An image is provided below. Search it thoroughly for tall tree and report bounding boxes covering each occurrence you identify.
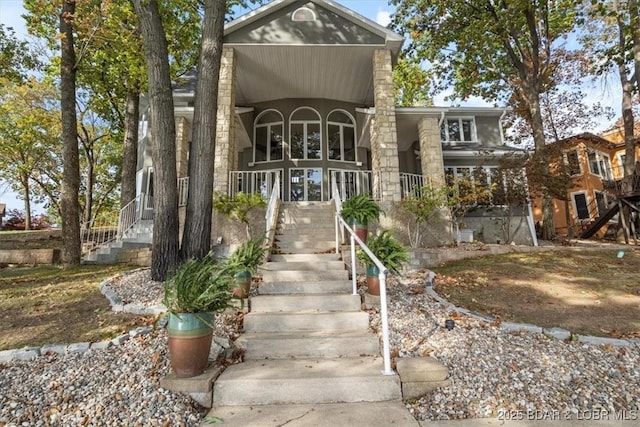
[583,1,637,175]
[391,0,581,240]
[133,0,180,281]
[59,0,82,266]
[180,0,226,261]
[0,79,60,229]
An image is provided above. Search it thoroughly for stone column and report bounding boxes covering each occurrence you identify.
[175,116,189,178]
[418,116,445,187]
[213,47,236,194]
[370,49,401,202]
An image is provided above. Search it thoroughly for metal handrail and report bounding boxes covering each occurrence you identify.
[265,174,281,244]
[332,183,393,376]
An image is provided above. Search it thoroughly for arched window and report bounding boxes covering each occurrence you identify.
[327,110,356,162]
[254,110,284,163]
[292,7,316,22]
[290,107,321,160]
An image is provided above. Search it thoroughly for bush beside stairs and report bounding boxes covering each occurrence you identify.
[203,201,420,426]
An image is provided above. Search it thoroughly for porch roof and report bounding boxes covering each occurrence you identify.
[223,0,403,106]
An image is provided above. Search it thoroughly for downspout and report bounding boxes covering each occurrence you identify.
[438,110,446,127]
[498,109,507,145]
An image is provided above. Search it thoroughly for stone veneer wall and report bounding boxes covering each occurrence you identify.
[371,49,401,202]
[213,47,237,194]
[418,117,445,187]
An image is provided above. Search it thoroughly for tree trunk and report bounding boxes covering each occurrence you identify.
[84,159,94,229]
[121,90,139,209]
[133,0,179,281]
[22,172,31,231]
[522,79,556,240]
[180,0,225,261]
[621,8,639,175]
[60,0,81,266]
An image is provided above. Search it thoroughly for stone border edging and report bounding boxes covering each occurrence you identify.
[423,275,640,349]
[98,269,167,315]
[0,269,165,365]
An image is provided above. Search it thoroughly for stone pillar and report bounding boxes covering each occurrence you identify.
[370,49,401,202]
[418,116,445,187]
[213,47,236,194]
[175,117,189,178]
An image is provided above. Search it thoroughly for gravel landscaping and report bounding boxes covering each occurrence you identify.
[1,267,639,425]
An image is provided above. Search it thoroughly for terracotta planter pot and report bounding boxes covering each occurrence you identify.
[366,265,380,296]
[352,220,368,246]
[232,270,252,298]
[167,312,213,378]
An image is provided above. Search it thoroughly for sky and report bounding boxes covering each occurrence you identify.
[0,0,624,213]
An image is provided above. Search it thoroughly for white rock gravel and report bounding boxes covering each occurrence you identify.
[1,267,639,426]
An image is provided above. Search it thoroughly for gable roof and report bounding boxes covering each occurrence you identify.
[223,0,404,105]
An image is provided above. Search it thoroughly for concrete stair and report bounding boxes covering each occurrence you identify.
[207,201,404,419]
[82,220,152,264]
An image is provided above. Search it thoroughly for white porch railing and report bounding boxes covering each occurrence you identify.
[329,169,380,201]
[229,169,284,200]
[178,177,189,207]
[400,173,431,199]
[332,184,393,376]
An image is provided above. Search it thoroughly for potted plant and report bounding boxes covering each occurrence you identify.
[226,239,266,298]
[356,230,409,296]
[340,193,381,244]
[163,254,235,378]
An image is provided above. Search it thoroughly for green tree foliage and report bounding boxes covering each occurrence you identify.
[0,23,41,83]
[391,0,582,240]
[0,79,60,230]
[393,57,432,106]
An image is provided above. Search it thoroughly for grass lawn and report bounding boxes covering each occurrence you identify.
[0,264,153,351]
[431,248,640,338]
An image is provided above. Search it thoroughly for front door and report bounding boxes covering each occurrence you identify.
[290,168,323,202]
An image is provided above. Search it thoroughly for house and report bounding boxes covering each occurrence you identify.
[131,0,536,250]
[531,130,640,240]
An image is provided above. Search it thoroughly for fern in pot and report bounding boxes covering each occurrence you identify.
[356,230,409,296]
[340,193,381,244]
[163,254,235,378]
[226,239,266,298]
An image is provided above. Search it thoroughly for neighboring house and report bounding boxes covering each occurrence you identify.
[132,0,535,247]
[531,131,640,240]
[0,203,5,228]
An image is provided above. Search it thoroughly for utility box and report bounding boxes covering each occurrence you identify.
[459,229,474,243]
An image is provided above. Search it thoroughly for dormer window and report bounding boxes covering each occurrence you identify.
[292,7,316,22]
[440,117,476,142]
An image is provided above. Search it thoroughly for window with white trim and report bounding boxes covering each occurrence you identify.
[587,148,612,179]
[290,107,321,160]
[563,148,582,176]
[440,117,476,142]
[254,110,284,163]
[327,110,356,162]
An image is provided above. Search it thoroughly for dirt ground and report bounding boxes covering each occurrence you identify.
[431,247,640,338]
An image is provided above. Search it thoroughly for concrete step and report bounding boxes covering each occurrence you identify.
[261,269,348,282]
[205,402,420,427]
[243,311,369,333]
[273,240,335,249]
[276,224,336,232]
[274,233,337,243]
[212,357,401,406]
[260,261,345,271]
[269,253,341,262]
[277,216,333,225]
[259,280,353,294]
[250,294,361,312]
[237,331,379,359]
